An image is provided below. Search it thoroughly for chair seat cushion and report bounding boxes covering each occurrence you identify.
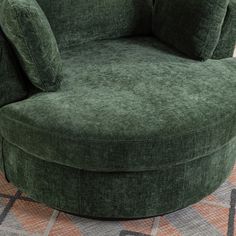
[0,37,236,172]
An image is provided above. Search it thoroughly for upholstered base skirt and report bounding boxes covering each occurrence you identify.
[1,138,236,219]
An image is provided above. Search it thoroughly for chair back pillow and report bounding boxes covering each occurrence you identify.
[0,0,62,91]
[152,0,229,60]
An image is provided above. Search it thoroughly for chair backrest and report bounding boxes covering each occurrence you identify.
[36,0,153,50]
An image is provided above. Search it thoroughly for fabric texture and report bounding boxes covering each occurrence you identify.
[36,0,153,49]
[0,30,28,108]
[0,0,236,219]
[0,0,63,91]
[0,168,236,235]
[2,136,236,218]
[212,0,236,59]
[0,38,236,172]
[152,0,229,60]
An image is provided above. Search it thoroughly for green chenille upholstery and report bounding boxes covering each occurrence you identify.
[1,38,236,172]
[212,0,236,59]
[2,138,236,219]
[36,0,153,49]
[0,0,236,219]
[0,0,63,91]
[152,0,229,60]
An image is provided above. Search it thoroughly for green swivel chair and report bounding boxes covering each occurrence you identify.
[0,0,236,219]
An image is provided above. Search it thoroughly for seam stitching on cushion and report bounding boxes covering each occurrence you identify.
[3,135,236,172]
[0,111,235,142]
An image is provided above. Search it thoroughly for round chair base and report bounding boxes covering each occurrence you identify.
[2,138,236,219]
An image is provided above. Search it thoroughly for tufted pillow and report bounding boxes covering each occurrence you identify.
[152,0,229,60]
[0,0,62,91]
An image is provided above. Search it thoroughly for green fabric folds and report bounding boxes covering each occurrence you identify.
[152,0,229,60]
[0,0,63,91]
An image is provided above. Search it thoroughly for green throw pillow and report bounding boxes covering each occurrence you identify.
[0,0,62,91]
[152,0,229,60]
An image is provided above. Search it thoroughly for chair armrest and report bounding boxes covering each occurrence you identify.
[0,30,28,107]
[212,0,236,59]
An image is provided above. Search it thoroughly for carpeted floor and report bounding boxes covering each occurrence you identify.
[0,165,235,236]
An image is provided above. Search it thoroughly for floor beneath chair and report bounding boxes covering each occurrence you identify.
[0,166,235,236]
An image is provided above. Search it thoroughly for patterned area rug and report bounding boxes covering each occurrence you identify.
[0,165,235,236]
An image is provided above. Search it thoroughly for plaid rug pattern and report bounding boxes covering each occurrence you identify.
[0,165,235,236]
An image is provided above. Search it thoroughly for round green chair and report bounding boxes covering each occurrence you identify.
[0,0,236,219]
